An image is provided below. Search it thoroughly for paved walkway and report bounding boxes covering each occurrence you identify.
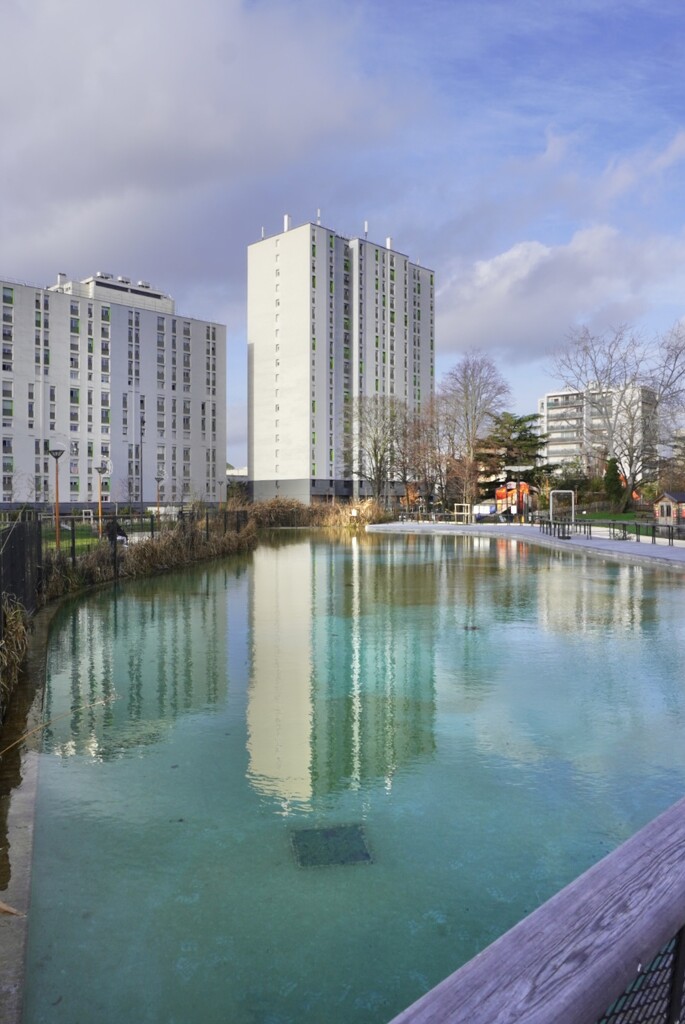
[367,521,685,571]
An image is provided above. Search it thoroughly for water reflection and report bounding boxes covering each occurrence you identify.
[41,567,243,760]
[12,533,685,1024]
[246,535,437,803]
[34,533,662,787]
[244,531,668,804]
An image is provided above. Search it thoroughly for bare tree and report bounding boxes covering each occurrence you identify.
[392,402,420,507]
[654,324,685,408]
[352,395,402,503]
[431,393,455,508]
[438,352,511,505]
[552,325,685,509]
[410,400,438,507]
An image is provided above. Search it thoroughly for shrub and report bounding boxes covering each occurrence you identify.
[38,519,258,603]
[243,497,393,530]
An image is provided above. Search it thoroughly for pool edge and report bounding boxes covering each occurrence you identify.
[0,602,61,1024]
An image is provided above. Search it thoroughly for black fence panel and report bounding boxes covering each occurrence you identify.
[0,520,42,615]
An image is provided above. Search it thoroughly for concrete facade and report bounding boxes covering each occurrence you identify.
[538,385,658,476]
[1,273,226,507]
[247,218,434,503]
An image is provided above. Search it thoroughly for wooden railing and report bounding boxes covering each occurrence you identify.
[388,795,685,1024]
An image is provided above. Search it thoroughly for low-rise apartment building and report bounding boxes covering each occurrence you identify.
[538,385,657,477]
[1,273,226,507]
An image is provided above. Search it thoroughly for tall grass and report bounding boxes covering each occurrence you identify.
[0,598,29,721]
[243,497,393,528]
[39,519,258,602]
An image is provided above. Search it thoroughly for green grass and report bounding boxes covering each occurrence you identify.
[42,526,103,554]
[42,517,157,553]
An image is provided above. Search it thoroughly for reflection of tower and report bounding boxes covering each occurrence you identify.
[246,535,436,804]
[247,542,314,801]
[321,535,436,793]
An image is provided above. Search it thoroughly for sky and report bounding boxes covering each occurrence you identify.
[3,0,685,467]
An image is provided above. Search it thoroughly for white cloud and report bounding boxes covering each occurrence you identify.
[0,0,412,285]
[5,0,685,459]
[2,0,382,196]
[436,225,685,367]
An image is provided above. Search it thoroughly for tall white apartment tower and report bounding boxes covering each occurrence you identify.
[1,273,226,507]
[248,217,435,502]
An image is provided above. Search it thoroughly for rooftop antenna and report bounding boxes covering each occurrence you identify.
[364,220,369,239]
[261,226,265,239]
[316,208,321,225]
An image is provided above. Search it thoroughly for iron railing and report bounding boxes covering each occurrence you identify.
[0,508,249,650]
[37,507,250,566]
[0,520,42,616]
[538,518,685,546]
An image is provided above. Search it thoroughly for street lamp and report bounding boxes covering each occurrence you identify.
[48,444,65,549]
[155,473,164,524]
[96,460,111,537]
[217,478,225,511]
[139,397,146,515]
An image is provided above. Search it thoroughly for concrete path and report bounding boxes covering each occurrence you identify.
[367,521,685,572]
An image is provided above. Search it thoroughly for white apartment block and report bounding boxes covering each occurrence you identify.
[247,217,434,503]
[1,273,226,507]
[538,385,657,475]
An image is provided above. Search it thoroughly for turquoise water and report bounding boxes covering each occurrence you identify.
[22,532,685,1023]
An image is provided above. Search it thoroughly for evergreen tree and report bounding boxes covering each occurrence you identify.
[604,457,625,511]
[476,412,547,517]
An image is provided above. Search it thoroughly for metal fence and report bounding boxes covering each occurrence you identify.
[0,520,42,615]
[0,507,250,651]
[38,507,250,565]
[0,520,42,686]
[538,518,685,546]
[597,932,685,1024]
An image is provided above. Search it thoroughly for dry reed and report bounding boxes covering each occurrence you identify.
[0,596,29,720]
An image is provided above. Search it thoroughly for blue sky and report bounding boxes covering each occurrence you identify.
[3,0,685,465]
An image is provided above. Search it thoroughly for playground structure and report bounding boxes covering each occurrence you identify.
[549,488,576,523]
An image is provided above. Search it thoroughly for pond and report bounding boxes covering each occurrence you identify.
[20,532,685,1023]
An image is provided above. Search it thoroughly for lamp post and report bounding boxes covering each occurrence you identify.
[96,458,111,536]
[49,444,65,549]
[217,479,224,511]
[155,473,164,525]
[139,398,146,515]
